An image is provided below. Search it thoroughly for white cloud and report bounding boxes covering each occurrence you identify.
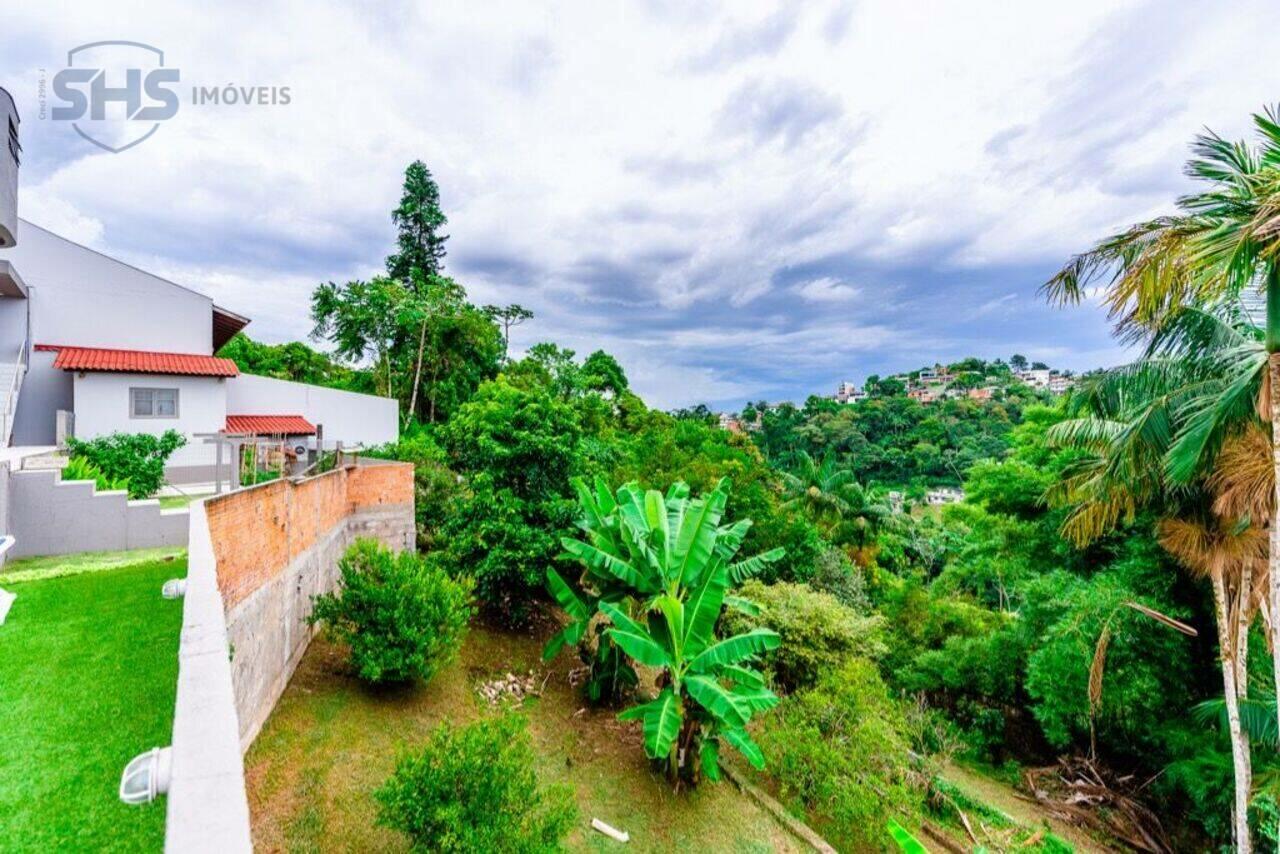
[795,276,859,302]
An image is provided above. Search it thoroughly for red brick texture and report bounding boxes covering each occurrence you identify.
[206,463,414,609]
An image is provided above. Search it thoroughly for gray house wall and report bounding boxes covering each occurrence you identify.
[0,294,24,360]
[0,88,17,249]
[12,349,69,445]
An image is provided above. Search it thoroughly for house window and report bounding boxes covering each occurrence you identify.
[130,387,179,418]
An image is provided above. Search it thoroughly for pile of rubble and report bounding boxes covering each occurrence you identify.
[476,670,544,705]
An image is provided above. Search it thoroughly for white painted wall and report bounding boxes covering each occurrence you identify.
[73,372,227,468]
[4,221,213,354]
[2,220,219,444]
[226,374,398,447]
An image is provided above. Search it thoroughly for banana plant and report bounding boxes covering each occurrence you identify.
[544,476,784,782]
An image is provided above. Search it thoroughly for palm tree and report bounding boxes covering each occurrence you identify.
[829,480,895,549]
[1048,339,1273,851]
[1045,110,1280,746]
[780,451,854,524]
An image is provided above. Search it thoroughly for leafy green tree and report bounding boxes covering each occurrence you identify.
[520,342,582,400]
[217,333,370,391]
[780,451,852,524]
[400,271,465,422]
[544,477,784,783]
[580,350,629,397]
[874,376,907,397]
[721,579,885,693]
[386,160,449,284]
[310,277,406,397]
[439,377,580,622]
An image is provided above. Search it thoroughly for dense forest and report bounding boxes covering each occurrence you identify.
[215,117,1280,849]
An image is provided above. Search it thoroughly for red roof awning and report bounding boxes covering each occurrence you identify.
[37,344,239,377]
[225,414,316,435]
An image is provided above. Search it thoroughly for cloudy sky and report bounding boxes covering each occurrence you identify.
[3,1,1279,408]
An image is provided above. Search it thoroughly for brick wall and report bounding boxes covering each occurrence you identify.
[206,463,413,610]
[200,463,414,746]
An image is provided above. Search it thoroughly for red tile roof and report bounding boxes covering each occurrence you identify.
[225,414,316,435]
[37,344,239,377]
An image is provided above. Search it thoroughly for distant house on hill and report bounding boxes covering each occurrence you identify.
[833,381,867,404]
[908,387,937,403]
[717,412,745,433]
[926,487,965,506]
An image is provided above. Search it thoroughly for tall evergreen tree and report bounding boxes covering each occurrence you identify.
[387,160,449,284]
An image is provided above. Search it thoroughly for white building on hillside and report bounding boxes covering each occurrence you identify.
[1016,368,1053,389]
[834,381,867,403]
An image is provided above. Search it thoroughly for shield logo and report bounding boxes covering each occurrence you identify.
[52,41,180,154]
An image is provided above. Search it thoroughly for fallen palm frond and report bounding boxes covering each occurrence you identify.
[1022,757,1171,853]
[1123,601,1198,636]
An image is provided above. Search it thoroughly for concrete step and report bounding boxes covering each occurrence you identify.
[20,454,67,471]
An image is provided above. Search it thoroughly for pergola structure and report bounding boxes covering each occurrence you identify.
[197,415,320,493]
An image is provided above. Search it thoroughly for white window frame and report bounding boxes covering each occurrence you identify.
[130,387,180,419]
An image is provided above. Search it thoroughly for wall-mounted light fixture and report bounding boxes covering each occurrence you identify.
[119,746,172,804]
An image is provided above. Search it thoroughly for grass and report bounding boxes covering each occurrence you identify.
[246,622,801,853]
[158,494,201,510]
[0,547,185,584]
[0,553,185,852]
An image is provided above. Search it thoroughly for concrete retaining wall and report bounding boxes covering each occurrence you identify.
[165,462,414,853]
[7,468,188,558]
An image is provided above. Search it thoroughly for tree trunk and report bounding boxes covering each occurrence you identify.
[407,317,428,425]
[1267,348,1280,747]
[427,362,440,424]
[1214,571,1253,853]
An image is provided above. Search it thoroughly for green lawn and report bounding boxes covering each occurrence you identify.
[0,554,186,852]
[246,623,800,852]
[0,547,185,585]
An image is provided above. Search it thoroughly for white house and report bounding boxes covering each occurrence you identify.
[0,91,398,483]
[833,381,867,404]
[1015,368,1053,389]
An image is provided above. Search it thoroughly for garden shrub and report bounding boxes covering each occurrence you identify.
[722,579,885,693]
[756,657,922,851]
[60,456,130,493]
[309,539,473,685]
[375,713,576,853]
[66,429,186,498]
